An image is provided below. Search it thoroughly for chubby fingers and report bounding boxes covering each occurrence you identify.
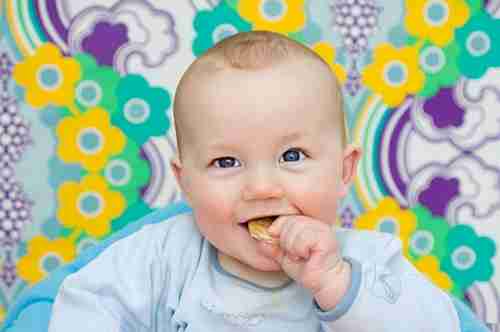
[268,215,323,261]
[257,241,286,263]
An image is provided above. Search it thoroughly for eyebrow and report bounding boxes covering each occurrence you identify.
[207,132,306,152]
[206,141,233,152]
[279,132,304,144]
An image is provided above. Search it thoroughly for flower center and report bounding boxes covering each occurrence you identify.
[76,80,103,107]
[124,98,151,124]
[37,64,62,91]
[212,24,239,44]
[420,46,446,74]
[466,30,491,57]
[78,127,104,155]
[383,61,408,87]
[424,0,449,27]
[105,159,132,186]
[410,230,434,256]
[377,217,398,234]
[41,253,62,273]
[78,191,104,218]
[451,245,476,270]
[260,0,287,21]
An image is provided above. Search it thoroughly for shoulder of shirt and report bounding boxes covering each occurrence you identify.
[141,210,202,248]
[149,211,205,280]
[334,227,403,265]
[98,210,204,273]
[112,210,200,245]
[137,210,203,260]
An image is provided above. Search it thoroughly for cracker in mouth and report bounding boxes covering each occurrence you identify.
[248,216,279,244]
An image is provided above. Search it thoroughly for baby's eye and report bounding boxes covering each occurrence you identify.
[280,148,306,163]
[213,157,241,168]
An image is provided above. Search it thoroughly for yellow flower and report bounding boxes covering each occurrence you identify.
[414,255,453,291]
[405,0,470,46]
[312,42,347,84]
[362,43,424,107]
[57,174,126,238]
[355,197,417,254]
[56,107,126,172]
[12,43,81,109]
[16,236,76,285]
[238,0,306,33]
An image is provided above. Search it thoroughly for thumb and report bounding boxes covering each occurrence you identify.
[257,241,284,262]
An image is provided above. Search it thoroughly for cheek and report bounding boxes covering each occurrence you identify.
[190,185,237,242]
[290,171,339,220]
[188,178,238,218]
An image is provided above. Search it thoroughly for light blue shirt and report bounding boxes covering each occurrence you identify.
[48,210,478,331]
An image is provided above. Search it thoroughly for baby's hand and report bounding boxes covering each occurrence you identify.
[258,215,351,310]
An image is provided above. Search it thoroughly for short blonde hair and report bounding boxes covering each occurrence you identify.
[173,30,346,157]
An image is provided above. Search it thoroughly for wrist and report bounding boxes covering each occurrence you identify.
[313,259,352,311]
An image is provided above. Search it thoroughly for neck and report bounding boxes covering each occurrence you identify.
[217,251,291,289]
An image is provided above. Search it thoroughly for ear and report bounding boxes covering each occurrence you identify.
[337,145,362,198]
[170,155,182,187]
[170,155,191,204]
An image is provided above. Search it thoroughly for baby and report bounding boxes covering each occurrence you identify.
[48,31,488,331]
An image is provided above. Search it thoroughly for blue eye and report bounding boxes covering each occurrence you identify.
[213,157,241,168]
[280,148,306,163]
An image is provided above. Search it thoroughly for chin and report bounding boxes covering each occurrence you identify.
[257,265,283,272]
[248,255,282,272]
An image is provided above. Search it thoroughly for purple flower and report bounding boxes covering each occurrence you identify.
[418,176,460,216]
[423,88,465,129]
[82,21,129,66]
[340,206,356,228]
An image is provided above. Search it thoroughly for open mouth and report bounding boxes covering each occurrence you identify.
[241,215,279,231]
[240,216,281,244]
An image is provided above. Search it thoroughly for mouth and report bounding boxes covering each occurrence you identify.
[240,215,280,231]
[240,216,281,245]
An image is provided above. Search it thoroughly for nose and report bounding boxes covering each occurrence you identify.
[241,165,284,201]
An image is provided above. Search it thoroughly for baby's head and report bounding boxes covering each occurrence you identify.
[173,31,347,158]
[171,31,361,272]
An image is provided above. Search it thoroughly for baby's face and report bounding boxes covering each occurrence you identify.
[172,59,350,272]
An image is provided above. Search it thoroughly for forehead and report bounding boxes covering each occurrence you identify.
[179,59,339,141]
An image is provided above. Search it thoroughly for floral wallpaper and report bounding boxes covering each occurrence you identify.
[0,0,499,328]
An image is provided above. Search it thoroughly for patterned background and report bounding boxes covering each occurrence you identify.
[0,0,499,328]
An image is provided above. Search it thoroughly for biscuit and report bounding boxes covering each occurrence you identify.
[248,217,278,244]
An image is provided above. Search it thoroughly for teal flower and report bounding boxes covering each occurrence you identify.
[417,41,460,97]
[456,12,500,78]
[225,0,238,10]
[466,0,483,15]
[441,224,495,289]
[100,140,151,205]
[408,205,450,260]
[451,284,464,300]
[112,75,171,145]
[193,1,252,57]
[110,201,153,235]
[73,54,120,112]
